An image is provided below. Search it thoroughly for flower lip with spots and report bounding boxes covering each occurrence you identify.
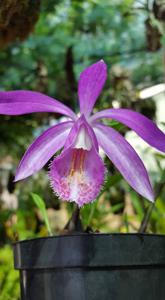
[0,60,165,206]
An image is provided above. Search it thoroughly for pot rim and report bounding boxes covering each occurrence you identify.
[13,232,165,246]
[13,232,165,270]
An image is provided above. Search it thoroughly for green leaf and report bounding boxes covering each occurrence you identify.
[110,203,124,213]
[123,213,129,233]
[31,193,52,236]
[104,173,123,190]
[103,119,125,131]
[130,191,144,218]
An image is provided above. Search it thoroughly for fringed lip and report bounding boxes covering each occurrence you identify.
[49,117,105,206]
[49,147,106,207]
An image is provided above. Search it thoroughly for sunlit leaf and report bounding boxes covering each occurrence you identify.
[31,193,52,236]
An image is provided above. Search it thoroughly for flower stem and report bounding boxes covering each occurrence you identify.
[138,178,165,233]
[138,202,155,233]
[63,205,84,233]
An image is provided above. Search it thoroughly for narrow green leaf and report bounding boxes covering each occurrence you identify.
[123,213,129,233]
[31,193,52,236]
[110,203,124,213]
[130,191,144,218]
[104,173,122,190]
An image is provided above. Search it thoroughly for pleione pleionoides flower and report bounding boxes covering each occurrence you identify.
[0,60,165,207]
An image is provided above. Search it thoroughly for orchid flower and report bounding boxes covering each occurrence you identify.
[0,60,165,207]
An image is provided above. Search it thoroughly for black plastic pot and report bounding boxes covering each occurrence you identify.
[14,233,165,300]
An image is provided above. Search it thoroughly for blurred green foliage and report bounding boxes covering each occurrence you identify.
[0,246,19,300]
[0,1,165,299]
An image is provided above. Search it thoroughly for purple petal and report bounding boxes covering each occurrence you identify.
[78,60,107,117]
[15,121,73,181]
[94,123,154,202]
[49,147,105,207]
[0,90,76,120]
[64,115,99,151]
[90,108,165,152]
